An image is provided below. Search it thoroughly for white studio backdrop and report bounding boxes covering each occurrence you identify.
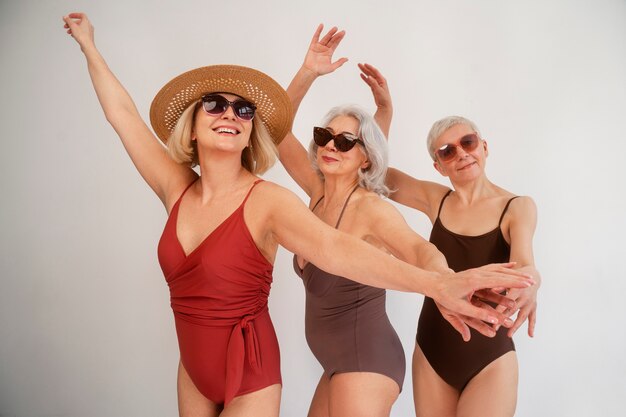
[1,0,625,416]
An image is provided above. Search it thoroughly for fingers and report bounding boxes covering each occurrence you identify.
[508,303,537,337]
[309,24,324,47]
[326,30,346,51]
[473,289,517,309]
[463,316,497,338]
[330,57,348,71]
[319,26,338,45]
[447,298,504,326]
[444,315,471,342]
[528,308,537,337]
[474,272,534,290]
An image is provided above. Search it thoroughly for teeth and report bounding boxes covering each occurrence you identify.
[216,127,237,134]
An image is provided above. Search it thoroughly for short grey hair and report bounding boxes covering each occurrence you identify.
[308,104,390,196]
[427,115,481,160]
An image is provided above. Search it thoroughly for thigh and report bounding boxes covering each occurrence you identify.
[328,372,399,417]
[178,361,222,417]
[457,351,518,417]
[220,384,281,417]
[307,373,331,417]
[412,343,458,417]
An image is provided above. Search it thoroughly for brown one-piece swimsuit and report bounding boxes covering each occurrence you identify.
[416,189,519,391]
[292,189,406,390]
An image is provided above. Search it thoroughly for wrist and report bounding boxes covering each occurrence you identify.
[300,65,319,77]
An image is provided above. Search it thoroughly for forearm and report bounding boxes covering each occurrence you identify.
[318,229,442,295]
[286,66,318,114]
[414,241,450,274]
[82,43,141,125]
[374,107,392,138]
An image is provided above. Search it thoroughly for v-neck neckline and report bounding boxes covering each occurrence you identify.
[172,179,260,258]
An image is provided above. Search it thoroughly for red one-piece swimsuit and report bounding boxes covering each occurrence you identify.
[157,179,281,405]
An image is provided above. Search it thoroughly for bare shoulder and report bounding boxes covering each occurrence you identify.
[247,180,307,214]
[508,195,537,218]
[356,192,405,223]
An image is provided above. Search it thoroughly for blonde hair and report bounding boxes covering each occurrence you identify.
[166,100,278,174]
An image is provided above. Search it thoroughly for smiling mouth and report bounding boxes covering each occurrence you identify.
[214,127,240,135]
[321,156,338,162]
[458,162,476,171]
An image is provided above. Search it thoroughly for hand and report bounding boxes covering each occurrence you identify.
[358,63,392,112]
[497,284,538,337]
[433,262,533,325]
[62,12,95,51]
[301,24,348,77]
[435,287,520,341]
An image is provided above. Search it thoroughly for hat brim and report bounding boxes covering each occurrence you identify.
[150,65,293,145]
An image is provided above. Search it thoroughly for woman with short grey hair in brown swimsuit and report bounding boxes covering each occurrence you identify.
[386,115,540,416]
[279,26,522,417]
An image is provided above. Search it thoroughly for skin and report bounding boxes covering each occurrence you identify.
[280,26,525,417]
[64,14,534,417]
[386,125,540,417]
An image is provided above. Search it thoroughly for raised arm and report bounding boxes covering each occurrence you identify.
[501,196,540,337]
[386,167,450,220]
[278,25,348,197]
[63,13,197,209]
[262,183,534,325]
[358,63,392,138]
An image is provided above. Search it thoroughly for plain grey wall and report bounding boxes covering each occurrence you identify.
[1,0,625,416]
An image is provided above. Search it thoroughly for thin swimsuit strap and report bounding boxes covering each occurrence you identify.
[334,186,359,228]
[436,190,520,226]
[436,189,454,220]
[310,185,360,229]
[498,196,520,226]
[241,179,264,206]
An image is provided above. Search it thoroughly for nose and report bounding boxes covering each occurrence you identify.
[324,139,337,151]
[221,104,237,120]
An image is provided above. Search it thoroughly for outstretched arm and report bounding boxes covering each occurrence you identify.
[263,184,534,325]
[358,63,392,138]
[278,25,348,197]
[367,197,516,340]
[63,13,197,209]
[499,196,540,337]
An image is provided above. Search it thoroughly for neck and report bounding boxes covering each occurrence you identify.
[322,174,360,205]
[196,149,251,203]
[450,175,496,204]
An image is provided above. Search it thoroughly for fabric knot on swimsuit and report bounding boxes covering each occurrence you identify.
[225,308,266,404]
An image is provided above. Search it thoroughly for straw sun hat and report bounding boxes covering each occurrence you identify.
[150,65,293,145]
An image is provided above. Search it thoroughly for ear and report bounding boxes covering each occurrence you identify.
[433,160,448,177]
[361,160,371,171]
[482,140,489,157]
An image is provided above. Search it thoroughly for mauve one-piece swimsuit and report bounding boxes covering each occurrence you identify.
[293,189,405,390]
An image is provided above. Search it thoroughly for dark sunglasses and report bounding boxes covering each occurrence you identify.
[313,126,363,152]
[435,133,481,162]
[201,94,256,121]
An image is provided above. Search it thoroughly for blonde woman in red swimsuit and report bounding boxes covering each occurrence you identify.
[64,13,534,417]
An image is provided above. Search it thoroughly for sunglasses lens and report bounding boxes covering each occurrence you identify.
[313,127,333,147]
[202,95,256,121]
[202,96,227,115]
[460,134,479,152]
[436,145,456,161]
[334,134,359,152]
[232,101,256,120]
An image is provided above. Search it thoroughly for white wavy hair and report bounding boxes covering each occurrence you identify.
[308,104,390,196]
